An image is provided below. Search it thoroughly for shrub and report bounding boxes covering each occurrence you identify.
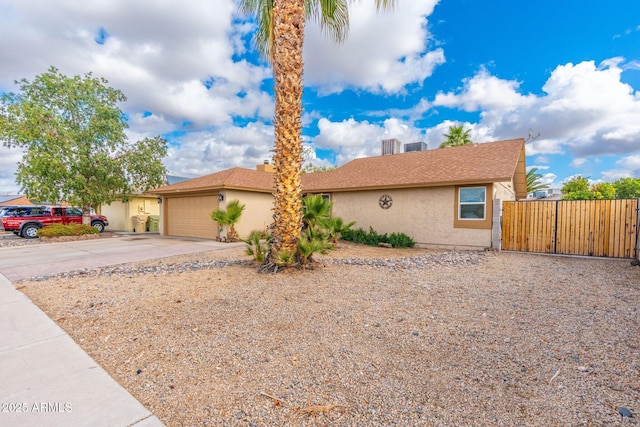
[341,226,415,248]
[36,223,99,238]
[244,230,270,264]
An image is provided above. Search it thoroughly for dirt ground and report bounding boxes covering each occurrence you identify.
[18,244,640,426]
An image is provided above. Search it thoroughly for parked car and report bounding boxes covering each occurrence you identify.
[1,206,109,238]
[0,206,38,231]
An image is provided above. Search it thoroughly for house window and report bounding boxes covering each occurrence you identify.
[458,187,486,220]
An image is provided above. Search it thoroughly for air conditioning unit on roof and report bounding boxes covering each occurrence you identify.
[404,142,427,152]
[381,138,402,155]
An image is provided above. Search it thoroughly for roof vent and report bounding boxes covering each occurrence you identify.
[404,142,427,153]
[381,138,402,156]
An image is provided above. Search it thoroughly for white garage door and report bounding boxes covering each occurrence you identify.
[166,195,218,239]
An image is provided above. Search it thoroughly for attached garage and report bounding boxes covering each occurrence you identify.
[166,195,218,239]
[152,166,276,240]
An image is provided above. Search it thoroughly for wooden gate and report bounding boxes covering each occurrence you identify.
[501,199,639,258]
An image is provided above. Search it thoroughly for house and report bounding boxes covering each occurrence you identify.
[151,139,527,249]
[99,195,161,232]
[99,176,190,232]
[0,195,33,206]
[151,164,276,239]
[303,138,526,249]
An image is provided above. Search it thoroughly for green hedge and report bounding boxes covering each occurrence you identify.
[36,223,100,238]
[341,226,415,248]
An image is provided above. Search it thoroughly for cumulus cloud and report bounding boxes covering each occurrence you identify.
[313,118,426,164]
[304,0,444,94]
[164,122,274,178]
[428,58,640,160]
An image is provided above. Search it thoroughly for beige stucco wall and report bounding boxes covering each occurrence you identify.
[331,187,493,250]
[101,196,160,231]
[223,190,274,239]
[493,180,517,202]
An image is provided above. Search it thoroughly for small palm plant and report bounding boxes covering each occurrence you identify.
[302,194,332,229]
[244,230,270,263]
[298,227,333,268]
[325,216,356,246]
[210,199,246,242]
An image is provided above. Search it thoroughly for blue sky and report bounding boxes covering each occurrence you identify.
[1,0,639,194]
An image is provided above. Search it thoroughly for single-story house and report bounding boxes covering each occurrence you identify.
[0,195,33,206]
[152,164,276,240]
[151,138,527,249]
[99,195,161,232]
[99,176,190,232]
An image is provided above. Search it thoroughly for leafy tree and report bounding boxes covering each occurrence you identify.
[0,67,167,224]
[439,125,472,148]
[612,177,640,199]
[591,182,616,200]
[526,167,549,193]
[561,175,590,199]
[240,0,395,272]
[302,145,337,173]
[562,190,599,200]
[210,199,246,242]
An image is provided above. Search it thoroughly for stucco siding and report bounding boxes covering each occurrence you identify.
[101,197,160,231]
[223,190,274,239]
[331,187,492,249]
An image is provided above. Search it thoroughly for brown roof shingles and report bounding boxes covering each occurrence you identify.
[151,167,274,194]
[151,139,525,195]
[303,138,525,192]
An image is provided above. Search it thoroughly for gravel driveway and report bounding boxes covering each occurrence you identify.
[16,244,640,426]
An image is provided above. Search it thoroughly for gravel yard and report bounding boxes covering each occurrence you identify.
[16,243,640,426]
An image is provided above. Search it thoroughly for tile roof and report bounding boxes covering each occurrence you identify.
[151,167,274,194]
[151,139,526,195]
[302,138,526,192]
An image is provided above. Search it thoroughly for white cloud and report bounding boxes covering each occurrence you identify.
[0,146,23,194]
[313,118,425,164]
[429,58,640,160]
[164,122,275,177]
[304,0,444,94]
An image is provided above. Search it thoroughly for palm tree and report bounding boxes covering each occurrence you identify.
[439,125,472,148]
[526,167,549,194]
[240,0,395,271]
[210,199,246,242]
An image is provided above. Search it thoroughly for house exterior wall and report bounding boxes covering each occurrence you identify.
[331,186,493,250]
[101,196,160,231]
[223,190,274,239]
[159,190,273,240]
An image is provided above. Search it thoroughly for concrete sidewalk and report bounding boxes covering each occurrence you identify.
[0,234,244,426]
[0,274,164,426]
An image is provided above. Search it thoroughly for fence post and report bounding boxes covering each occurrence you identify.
[636,198,640,262]
[492,198,502,251]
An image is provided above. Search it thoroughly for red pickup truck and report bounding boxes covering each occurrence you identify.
[1,206,109,238]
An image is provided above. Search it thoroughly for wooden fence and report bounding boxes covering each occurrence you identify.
[501,199,639,258]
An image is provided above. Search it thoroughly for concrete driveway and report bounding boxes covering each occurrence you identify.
[0,233,242,282]
[0,233,243,427]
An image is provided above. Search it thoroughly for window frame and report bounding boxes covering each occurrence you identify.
[453,184,492,229]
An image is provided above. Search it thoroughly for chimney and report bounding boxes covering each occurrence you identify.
[256,160,275,173]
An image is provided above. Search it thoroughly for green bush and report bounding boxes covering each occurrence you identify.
[36,223,99,238]
[341,226,415,248]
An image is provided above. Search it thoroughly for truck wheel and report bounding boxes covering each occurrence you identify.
[92,221,105,232]
[21,224,40,239]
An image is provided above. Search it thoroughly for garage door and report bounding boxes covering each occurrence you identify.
[166,195,218,239]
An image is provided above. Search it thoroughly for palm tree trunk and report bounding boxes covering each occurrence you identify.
[266,0,305,268]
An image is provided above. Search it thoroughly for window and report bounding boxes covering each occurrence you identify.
[458,187,486,220]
